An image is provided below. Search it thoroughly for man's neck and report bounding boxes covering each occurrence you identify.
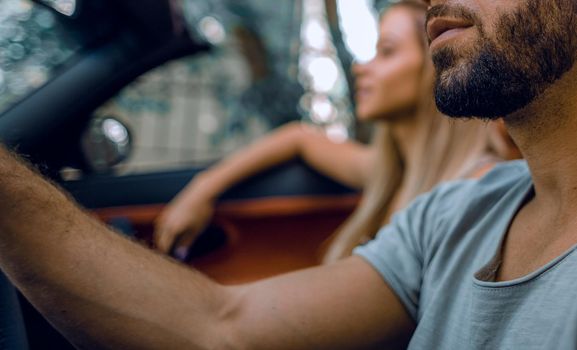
[505,66,577,218]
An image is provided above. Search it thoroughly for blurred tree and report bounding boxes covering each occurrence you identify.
[0,0,79,112]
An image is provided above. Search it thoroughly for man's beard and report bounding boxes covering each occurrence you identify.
[431,0,577,120]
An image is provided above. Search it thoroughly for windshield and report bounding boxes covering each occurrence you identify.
[0,0,80,114]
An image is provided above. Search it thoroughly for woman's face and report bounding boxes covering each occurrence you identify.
[354,8,425,121]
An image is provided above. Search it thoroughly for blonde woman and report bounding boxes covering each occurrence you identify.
[154,0,510,262]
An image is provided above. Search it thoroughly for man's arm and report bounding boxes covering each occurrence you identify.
[231,257,415,349]
[0,148,413,349]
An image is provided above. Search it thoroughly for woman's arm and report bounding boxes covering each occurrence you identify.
[155,122,373,254]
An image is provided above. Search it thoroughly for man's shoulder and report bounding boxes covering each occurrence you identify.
[419,160,531,225]
[476,159,530,187]
[435,160,529,202]
[364,160,531,251]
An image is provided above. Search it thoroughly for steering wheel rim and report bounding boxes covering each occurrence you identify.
[0,272,29,350]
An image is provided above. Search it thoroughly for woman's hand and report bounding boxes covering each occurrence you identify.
[154,191,215,259]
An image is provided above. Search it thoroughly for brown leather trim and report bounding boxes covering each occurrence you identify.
[215,194,359,218]
[92,195,359,284]
[93,194,360,223]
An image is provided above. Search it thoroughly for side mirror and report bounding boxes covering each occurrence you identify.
[182,1,227,46]
[81,116,132,173]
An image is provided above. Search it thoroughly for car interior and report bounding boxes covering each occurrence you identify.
[0,0,361,348]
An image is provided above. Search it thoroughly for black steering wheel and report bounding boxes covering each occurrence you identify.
[0,272,29,349]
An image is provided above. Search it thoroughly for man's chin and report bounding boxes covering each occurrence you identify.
[433,50,536,120]
[434,86,528,121]
[434,80,506,120]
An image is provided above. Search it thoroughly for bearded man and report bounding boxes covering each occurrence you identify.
[0,0,576,348]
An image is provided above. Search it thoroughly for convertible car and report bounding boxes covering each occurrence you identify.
[0,0,359,348]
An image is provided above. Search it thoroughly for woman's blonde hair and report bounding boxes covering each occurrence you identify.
[323,0,497,262]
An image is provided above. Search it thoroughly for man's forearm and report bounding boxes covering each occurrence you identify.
[0,147,237,349]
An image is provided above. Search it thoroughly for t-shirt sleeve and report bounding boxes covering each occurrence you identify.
[353,186,445,321]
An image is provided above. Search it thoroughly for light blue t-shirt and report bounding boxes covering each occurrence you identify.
[355,160,577,349]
